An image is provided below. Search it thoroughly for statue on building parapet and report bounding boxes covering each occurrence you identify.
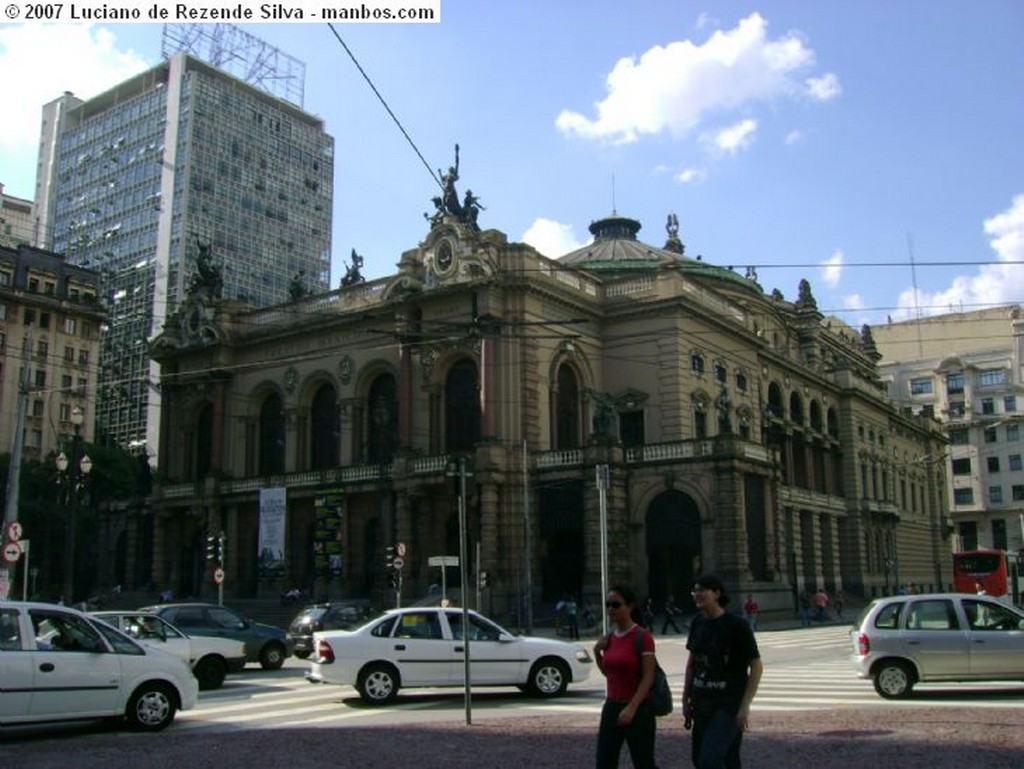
[189,237,223,299]
[289,270,307,301]
[424,143,484,231]
[795,278,818,311]
[591,392,617,441]
[341,248,365,287]
[663,213,684,254]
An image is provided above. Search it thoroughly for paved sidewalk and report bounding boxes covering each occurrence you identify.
[5,707,1023,768]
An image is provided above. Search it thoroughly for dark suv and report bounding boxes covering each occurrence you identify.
[140,602,294,670]
[288,602,375,659]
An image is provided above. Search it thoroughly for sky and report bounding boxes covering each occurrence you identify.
[1,0,1022,328]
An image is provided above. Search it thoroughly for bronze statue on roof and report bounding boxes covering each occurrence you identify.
[425,144,484,230]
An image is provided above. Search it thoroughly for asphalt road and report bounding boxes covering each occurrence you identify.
[5,623,1024,767]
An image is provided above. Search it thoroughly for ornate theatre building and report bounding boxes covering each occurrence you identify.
[147,171,950,619]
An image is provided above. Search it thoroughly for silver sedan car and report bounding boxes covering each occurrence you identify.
[850,592,1024,698]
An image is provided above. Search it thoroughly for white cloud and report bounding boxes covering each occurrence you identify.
[555,12,837,145]
[820,249,843,288]
[843,294,866,311]
[705,119,757,155]
[784,129,804,145]
[805,73,841,101]
[893,195,1024,318]
[674,167,707,184]
[695,12,720,31]
[0,24,150,195]
[521,218,589,257]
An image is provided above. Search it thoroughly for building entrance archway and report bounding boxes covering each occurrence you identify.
[645,490,702,612]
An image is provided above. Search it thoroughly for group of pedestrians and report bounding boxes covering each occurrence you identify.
[593,576,762,769]
[798,587,844,626]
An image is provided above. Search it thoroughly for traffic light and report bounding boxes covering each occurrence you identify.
[479,571,489,589]
[206,532,225,563]
[384,545,396,571]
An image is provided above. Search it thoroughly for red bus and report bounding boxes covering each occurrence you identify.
[952,549,1021,603]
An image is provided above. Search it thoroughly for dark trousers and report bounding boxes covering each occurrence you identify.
[595,700,658,769]
[691,700,743,769]
[661,612,682,634]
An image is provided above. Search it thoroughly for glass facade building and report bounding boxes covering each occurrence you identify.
[46,53,334,452]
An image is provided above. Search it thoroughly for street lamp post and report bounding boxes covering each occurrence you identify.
[56,407,91,604]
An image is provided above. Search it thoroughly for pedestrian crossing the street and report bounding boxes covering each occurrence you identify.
[176,625,1024,732]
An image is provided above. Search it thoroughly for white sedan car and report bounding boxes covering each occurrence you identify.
[0,601,198,731]
[307,606,592,704]
[93,611,247,690]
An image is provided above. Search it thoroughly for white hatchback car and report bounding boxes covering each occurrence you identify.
[94,611,247,690]
[0,601,198,731]
[307,606,593,704]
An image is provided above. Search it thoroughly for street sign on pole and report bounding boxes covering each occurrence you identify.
[213,567,225,584]
[3,541,22,563]
[6,521,22,542]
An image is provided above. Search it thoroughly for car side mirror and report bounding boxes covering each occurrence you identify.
[498,632,515,642]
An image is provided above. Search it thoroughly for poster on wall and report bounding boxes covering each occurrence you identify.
[313,488,345,578]
[258,486,287,575]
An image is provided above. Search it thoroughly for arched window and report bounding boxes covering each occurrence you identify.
[767,382,784,419]
[259,393,285,476]
[555,363,581,449]
[367,373,398,463]
[445,359,480,453]
[196,403,213,479]
[827,407,839,438]
[810,400,823,432]
[310,384,339,470]
[790,392,804,425]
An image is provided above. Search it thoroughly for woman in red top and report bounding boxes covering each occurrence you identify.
[593,584,660,768]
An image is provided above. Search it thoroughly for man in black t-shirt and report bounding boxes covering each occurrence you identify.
[682,575,762,769]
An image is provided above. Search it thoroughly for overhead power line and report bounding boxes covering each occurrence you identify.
[326,23,441,189]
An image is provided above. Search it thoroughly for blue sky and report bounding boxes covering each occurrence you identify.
[2,1,1022,327]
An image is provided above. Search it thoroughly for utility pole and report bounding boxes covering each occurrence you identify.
[522,440,533,633]
[446,454,474,725]
[596,464,610,635]
[1,326,32,600]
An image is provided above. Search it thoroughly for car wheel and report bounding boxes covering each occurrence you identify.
[126,682,178,731]
[357,663,399,704]
[873,660,914,699]
[194,655,227,690]
[526,657,570,698]
[294,650,311,660]
[259,642,286,670]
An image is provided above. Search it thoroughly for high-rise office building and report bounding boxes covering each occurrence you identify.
[40,50,334,454]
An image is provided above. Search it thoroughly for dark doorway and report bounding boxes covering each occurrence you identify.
[538,482,584,602]
[646,490,702,611]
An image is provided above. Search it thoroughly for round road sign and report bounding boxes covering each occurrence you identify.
[3,541,22,563]
[6,522,23,542]
[213,567,225,585]
[391,556,405,570]
[396,542,407,557]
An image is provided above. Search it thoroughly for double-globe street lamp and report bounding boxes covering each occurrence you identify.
[55,406,91,604]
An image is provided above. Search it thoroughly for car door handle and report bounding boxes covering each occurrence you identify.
[39,663,55,672]
[394,644,406,651]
